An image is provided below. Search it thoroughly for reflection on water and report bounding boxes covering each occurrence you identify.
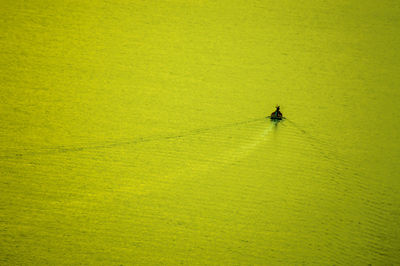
[1,0,399,264]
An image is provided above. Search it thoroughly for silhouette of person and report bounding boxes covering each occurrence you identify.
[272,106,282,118]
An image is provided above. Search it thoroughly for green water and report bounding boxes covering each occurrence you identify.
[1,0,400,264]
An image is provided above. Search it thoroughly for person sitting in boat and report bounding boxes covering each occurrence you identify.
[271,106,282,118]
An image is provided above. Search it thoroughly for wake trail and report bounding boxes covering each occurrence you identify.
[284,118,347,163]
[0,117,266,159]
[234,123,274,159]
[215,123,275,165]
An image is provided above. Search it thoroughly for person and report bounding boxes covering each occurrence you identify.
[271,106,282,118]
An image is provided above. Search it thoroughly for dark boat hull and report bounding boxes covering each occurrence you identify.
[267,115,284,121]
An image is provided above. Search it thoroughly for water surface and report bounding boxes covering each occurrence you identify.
[1,0,400,264]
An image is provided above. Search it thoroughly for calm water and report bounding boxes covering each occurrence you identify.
[1,1,400,264]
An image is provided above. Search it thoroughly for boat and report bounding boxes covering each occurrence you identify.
[270,113,283,120]
[269,106,284,120]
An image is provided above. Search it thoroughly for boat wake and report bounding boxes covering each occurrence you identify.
[0,117,267,159]
[227,123,274,163]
